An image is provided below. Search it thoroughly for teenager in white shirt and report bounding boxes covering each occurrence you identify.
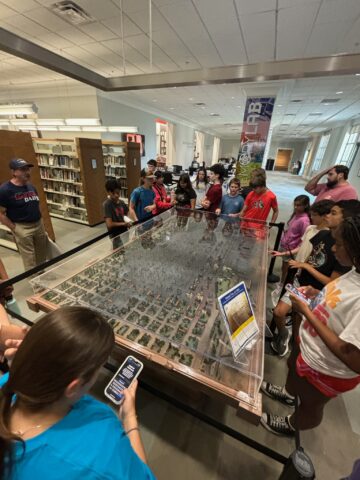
[261,215,360,435]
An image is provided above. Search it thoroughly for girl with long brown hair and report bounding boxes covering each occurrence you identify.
[0,306,155,480]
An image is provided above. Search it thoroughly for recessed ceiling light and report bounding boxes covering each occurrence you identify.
[231,96,235,99]
[152,99,157,102]
[277,104,283,107]
[355,73,360,76]
[336,91,343,94]
[237,105,241,108]
[169,107,175,110]
[188,97,194,101]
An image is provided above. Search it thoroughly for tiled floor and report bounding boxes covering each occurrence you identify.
[1,171,359,479]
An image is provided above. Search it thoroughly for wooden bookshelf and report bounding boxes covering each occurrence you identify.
[33,138,106,226]
[0,130,55,250]
[102,141,141,203]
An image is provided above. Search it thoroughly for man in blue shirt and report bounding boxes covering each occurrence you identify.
[0,158,47,271]
[129,175,156,223]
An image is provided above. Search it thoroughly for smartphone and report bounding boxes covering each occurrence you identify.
[104,355,143,405]
[285,283,311,305]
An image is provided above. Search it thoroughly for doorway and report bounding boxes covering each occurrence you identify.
[275,148,293,171]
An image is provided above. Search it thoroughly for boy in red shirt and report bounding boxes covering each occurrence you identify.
[239,172,279,230]
[152,171,174,215]
[201,163,224,213]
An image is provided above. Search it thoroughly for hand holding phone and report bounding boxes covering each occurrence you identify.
[285,283,311,305]
[104,355,143,405]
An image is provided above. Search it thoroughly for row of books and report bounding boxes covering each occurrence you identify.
[43,180,83,196]
[38,154,80,169]
[40,168,81,182]
[103,155,126,167]
[45,192,85,209]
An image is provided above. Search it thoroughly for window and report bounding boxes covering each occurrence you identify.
[336,125,360,166]
[312,134,330,171]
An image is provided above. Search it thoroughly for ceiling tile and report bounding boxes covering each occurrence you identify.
[234,0,276,14]
[122,0,149,14]
[125,33,179,71]
[0,0,38,12]
[316,0,360,24]
[279,0,320,7]
[192,0,247,64]
[102,15,142,37]
[74,0,121,20]
[241,11,276,62]
[0,4,18,20]
[25,6,74,30]
[305,19,354,57]
[277,3,319,60]
[126,7,170,33]
[57,26,95,45]
[3,14,51,37]
[79,22,117,41]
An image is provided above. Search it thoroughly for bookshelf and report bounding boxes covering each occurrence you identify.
[0,130,55,251]
[102,141,141,203]
[33,138,106,226]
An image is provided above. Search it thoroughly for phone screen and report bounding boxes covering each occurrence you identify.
[105,357,142,403]
[285,284,310,304]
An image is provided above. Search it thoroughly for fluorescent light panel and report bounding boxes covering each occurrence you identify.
[65,118,100,126]
[58,126,82,131]
[37,119,65,126]
[82,126,108,132]
[0,103,35,115]
[108,126,138,133]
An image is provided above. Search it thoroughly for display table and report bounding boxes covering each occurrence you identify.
[27,209,268,423]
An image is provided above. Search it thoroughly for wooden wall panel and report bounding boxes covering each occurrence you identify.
[0,130,55,240]
[76,138,106,226]
[125,142,141,200]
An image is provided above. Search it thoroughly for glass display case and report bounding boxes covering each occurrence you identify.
[27,209,269,422]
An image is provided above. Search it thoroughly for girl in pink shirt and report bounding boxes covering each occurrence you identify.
[273,195,311,284]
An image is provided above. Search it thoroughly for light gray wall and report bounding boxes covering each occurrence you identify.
[97,95,157,169]
[219,139,240,158]
[174,123,195,168]
[268,139,308,169]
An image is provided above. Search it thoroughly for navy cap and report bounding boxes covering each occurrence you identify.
[9,158,34,169]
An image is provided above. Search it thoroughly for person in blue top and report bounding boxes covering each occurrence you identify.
[215,178,244,217]
[0,306,156,480]
[129,175,156,224]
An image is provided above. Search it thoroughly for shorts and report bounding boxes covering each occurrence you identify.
[280,277,300,306]
[296,353,360,398]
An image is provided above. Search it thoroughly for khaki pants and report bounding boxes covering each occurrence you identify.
[13,220,47,271]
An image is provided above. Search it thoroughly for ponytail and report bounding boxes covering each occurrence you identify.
[0,383,23,479]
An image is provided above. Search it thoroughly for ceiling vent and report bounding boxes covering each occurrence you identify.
[321,98,340,104]
[291,99,303,103]
[194,102,206,106]
[210,113,220,117]
[308,112,322,116]
[51,1,95,25]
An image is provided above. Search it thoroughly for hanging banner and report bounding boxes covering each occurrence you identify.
[235,97,275,186]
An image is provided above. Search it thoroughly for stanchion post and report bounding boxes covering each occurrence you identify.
[267,222,285,283]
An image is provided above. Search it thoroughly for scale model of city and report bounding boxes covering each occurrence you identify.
[33,211,266,397]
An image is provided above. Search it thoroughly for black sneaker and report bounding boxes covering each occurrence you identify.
[271,330,290,357]
[261,381,295,406]
[261,413,295,436]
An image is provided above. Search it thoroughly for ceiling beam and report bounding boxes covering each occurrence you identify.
[0,27,108,90]
[106,54,360,90]
[1,27,360,92]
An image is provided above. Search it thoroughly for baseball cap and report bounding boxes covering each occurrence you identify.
[9,158,34,169]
